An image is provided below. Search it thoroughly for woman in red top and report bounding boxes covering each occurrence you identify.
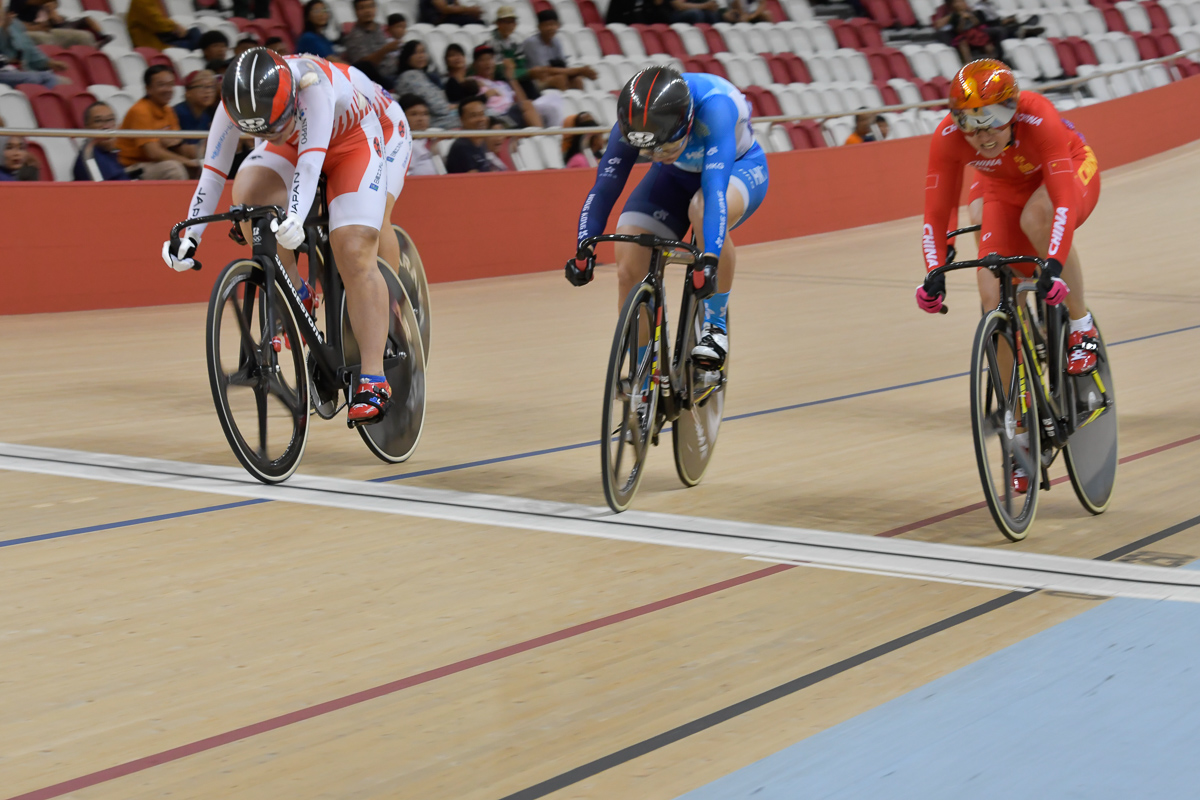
[916,59,1101,378]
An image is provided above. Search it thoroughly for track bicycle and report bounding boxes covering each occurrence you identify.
[925,225,1118,541]
[577,233,729,513]
[169,184,427,484]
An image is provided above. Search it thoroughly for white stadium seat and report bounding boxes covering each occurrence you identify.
[0,91,37,128]
[671,23,708,55]
[1116,0,1153,32]
[31,137,78,181]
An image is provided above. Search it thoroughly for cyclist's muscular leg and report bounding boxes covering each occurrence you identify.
[331,224,387,377]
[232,166,301,284]
[615,225,654,310]
[377,193,400,272]
[687,186,748,294]
[1019,184,1087,320]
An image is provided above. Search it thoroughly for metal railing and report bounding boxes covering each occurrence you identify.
[0,44,1196,142]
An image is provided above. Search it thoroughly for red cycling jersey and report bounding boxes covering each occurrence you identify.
[922,90,1099,273]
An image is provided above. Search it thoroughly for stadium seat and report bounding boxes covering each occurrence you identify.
[1144,1,1172,29]
[887,77,923,105]
[874,80,900,104]
[1058,9,1087,37]
[1079,6,1107,35]
[849,18,885,48]
[571,26,604,59]
[39,46,90,86]
[1116,0,1153,31]
[1027,37,1065,77]
[802,21,838,51]
[781,0,814,21]
[1154,30,1180,54]
[608,24,646,57]
[802,52,834,81]
[1131,30,1161,56]
[863,0,895,27]
[828,19,859,49]
[1161,0,1192,28]
[23,141,54,180]
[81,0,111,10]
[764,26,791,53]
[31,137,79,181]
[72,46,121,86]
[1067,35,1100,66]
[778,52,812,82]
[0,90,37,128]
[18,85,74,128]
[52,85,98,128]
[135,47,178,78]
[1142,62,1172,85]
[889,0,918,27]
[767,123,792,152]
[714,52,754,86]
[671,23,708,54]
[1101,5,1130,32]
[900,44,940,79]
[1106,30,1141,60]
[587,24,623,55]
[784,25,814,54]
[578,0,603,25]
[765,53,791,83]
[1050,37,1081,74]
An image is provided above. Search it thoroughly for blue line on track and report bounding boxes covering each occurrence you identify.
[3,323,1197,550]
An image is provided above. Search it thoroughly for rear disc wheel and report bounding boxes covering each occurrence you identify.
[672,296,726,487]
[1063,312,1118,514]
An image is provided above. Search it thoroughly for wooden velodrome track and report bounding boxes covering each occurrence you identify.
[1,140,1199,800]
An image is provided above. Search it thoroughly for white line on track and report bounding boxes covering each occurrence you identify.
[2,442,1198,602]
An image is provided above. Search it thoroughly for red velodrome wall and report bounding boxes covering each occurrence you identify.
[2,74,1197,315]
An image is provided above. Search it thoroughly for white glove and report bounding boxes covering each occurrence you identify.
[162,235,198,272]
[271,215,305,250]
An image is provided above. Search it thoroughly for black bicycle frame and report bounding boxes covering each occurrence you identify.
[926,226,1071,450]
[579,232,703,424]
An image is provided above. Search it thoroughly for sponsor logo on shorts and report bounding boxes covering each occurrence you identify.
[922,223,939,268]
[373,137,383,158]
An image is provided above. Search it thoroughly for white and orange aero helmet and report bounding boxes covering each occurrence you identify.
[948,59,1019,132]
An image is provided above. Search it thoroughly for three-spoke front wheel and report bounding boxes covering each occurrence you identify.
[601,283,659,513]
[206,259,310,484]
[970,309,1039,541]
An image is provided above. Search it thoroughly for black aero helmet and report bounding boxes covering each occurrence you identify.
[222,47,297,136]
[617,66,693,149]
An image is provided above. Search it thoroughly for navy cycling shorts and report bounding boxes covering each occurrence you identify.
[616,141,769,243]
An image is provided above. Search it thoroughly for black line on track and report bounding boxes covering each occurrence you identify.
[497,511,1200,800]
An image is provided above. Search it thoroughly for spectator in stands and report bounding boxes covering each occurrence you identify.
[232,0,269,20]
[418,0,482,26]
[199,30,230,72]
[490,7,530,82]
[666,0,720,24]
[843,111,888,145]
[442,44,477,104]
[942,0,997,63]
[126,0,200,50]
[74,102,131,181]
[0,133,38,180]
[297,0,340,59]
[564,117,606,168]
[265,35,290,54]
[395,40,460,128]
[522,10,597,91]
[445,95,499,173]
[9,0,97,47]
[724,0,772,22]
[386,12,407,42]
[400,94,441,175]
[469,43,546,128]
[484,117,510,170]
[118,64,199,180]
[0,9,67,87]
[174,69,217,131]
[344,0,401,85]
[234,35,258,57]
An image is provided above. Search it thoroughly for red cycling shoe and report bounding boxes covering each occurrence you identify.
[347,377,391,427]
[1067,323,1098,376]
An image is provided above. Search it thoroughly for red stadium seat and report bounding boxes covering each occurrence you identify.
[230,16,252,31]
[874,80,900,105]
[800,120,826,147]
[927,75,950,98]
[1050,38,1079,76]
[850,19,885,49]
[696,54,728,79]
[633,24,666,54]
[695,23,727,53]
[778,52,811,82]
[912,78,941,102]
[1067,36,1099,65]
[19,85,73,128]
[1143,1,1170,31]
[136,46,178,79]
[80,0,110,10]
[889,0,918,27]
[578,0,603,25]
[746,85,782,115]
[765,54,791,83]
[1173,57,1200,76]
[1131,32,1159,59]
[784,121,813,149]
[588,24,623,55]
[78,47,122,86]
[532,0,552,11]
[1101,6,1128,31]
[23,142,53,180]
[1154,31,1180,55]
[865,49,892,80]
[651,24,688,58]
[52,85,98,128]
[762,0,785,20]
[878,47,914,79]
[274,0,305,36]
[863,0,895,28]
[828,20,860,49]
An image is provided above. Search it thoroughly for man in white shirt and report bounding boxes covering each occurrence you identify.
[400,93,442,175]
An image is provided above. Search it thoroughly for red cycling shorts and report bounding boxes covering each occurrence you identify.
[974,145,1100,276]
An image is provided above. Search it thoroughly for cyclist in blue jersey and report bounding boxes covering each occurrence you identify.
[565,66,770,370]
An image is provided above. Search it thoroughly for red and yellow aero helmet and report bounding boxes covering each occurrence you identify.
[948,59,1019,132]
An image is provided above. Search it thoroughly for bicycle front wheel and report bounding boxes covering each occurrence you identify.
[206,259,310,484]
[970,309,1039,541]
[672,295,726,487]
[342,260,427,464]
[601,283,659,513]
[1063,312,1118,514]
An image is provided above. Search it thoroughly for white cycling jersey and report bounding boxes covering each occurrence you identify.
[184,55,378,240]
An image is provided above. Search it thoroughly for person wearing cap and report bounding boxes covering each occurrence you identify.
[522,9,597,91]
[417,0,482,25]
[489,6,529,80]
[174,69,218,133]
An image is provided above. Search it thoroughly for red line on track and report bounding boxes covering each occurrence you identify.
[6,565,793,800]
[9,433,1200,800]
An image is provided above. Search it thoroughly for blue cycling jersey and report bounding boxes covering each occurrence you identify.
[577,73,755,259]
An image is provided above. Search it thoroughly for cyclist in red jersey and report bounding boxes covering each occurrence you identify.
[917,59,1101,380]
